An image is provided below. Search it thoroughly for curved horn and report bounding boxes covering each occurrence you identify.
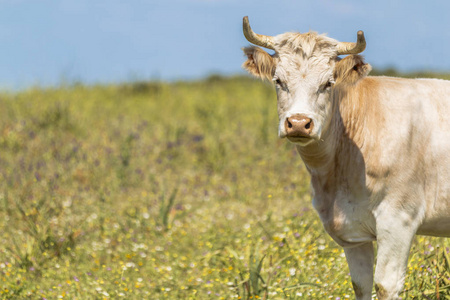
[336,30,366,55]
[243,16,275,50]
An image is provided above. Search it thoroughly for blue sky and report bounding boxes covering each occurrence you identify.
[1,0,450,89]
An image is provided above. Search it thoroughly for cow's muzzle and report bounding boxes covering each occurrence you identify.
[285,114,314,140]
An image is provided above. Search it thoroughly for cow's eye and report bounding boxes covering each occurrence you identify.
[320,81,333,92]
[318,81,333,94]
[274,78,289,92]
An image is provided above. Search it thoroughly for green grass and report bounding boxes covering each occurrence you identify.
[0,75,448,299]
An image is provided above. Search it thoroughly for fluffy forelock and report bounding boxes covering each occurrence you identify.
[274,31,338,59]
[272,32,339,86]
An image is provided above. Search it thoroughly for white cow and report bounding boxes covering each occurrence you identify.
[241,16,450,299]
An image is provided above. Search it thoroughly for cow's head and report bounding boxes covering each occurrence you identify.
[242,16,368,146]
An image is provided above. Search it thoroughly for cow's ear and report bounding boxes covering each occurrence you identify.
[242,46,276,81]
[334,55,372,86]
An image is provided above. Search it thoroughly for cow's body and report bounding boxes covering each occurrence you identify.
[308,76,450,246]
[241,16,450,299]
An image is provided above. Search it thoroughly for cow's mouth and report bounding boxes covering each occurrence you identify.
[286,135,316,146]
[287,136,308,141]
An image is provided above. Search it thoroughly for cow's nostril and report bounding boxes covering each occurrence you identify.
[305,121,311,130]
[287,120,293,128]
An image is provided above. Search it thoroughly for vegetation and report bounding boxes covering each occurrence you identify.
[0,73,449,299]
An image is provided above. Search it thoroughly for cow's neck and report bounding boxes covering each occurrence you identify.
[296,80,370,194]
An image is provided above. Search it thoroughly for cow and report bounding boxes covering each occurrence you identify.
[241,16,450,300]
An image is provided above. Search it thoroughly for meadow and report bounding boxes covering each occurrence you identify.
[0,74,449,299]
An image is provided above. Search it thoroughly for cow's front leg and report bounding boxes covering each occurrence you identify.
[374,211,418,300]
[344,242,374,300]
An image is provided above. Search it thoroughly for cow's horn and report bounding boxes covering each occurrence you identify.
[336,30,366,55]
[243,16,275,50]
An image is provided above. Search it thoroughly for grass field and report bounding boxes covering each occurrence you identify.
[0,75,449,299]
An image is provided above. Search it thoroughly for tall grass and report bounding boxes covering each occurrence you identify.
[0,75,448,299]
